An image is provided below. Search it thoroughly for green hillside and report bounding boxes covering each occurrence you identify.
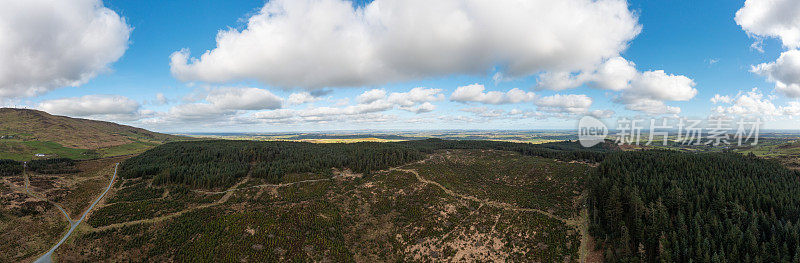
[0,108,185,161]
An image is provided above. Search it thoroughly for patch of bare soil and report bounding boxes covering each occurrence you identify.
[583,234,604,263]
[406,229,509,262]
[332,168,362,178]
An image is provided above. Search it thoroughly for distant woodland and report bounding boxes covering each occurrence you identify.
[119,139,609,189]
[0,158,79,176]
[27,158,79,174]
[0,159,21,176]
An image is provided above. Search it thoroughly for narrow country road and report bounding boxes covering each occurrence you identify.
[34,163,118,263]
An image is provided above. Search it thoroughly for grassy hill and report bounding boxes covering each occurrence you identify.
[0,108,185,161]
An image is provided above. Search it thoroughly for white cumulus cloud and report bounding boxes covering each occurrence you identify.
[154,87,283,122]
[537,56,638,91]
[783,101,800,116]
[626,70,697,101]
[735,0,800,49]
[170,0,640,89]
[206,87,283,110]
[736,0,800,101]
[713,88,780,116]
[165,103,233,122]
[752,49,800,98]
[536,56,695,115]
[623,99,681,115]
[154,93,169,105]
[156,86,442,126]
[710,94,732,104]
[357,89,387,104]
[405,102,437,114]
[254,87,442,122]
[711,88,800,117]
[590,57,640,91]
[387,87,444,108]
[450,84,536,105]
[614,70,697,115]
[288,92,322,105]
[0,0,131,99]
[588,109,615,118]
[534,94,593,114]
[37,95,142,121]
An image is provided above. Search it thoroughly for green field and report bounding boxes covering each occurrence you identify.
[0,139,96,161]
[0,139,163,161]
[734,140,800,157]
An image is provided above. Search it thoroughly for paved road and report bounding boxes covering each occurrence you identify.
[35,163,118,263]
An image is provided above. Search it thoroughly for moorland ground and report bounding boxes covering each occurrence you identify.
[55,147,592,262]
[4,136,800,262]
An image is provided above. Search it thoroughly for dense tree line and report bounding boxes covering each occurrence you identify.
[0,159,22,176]
[399,138,610,162]
[120,140,426,188]
[588,150,800,262]
[27,158,79,174]
[121,139,609,189]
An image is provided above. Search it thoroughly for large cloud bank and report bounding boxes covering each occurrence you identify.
[737,0,800,98]
[170,0,640,89]
[0,0,131,99]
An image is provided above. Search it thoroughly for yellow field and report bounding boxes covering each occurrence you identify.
[186,135,566,145]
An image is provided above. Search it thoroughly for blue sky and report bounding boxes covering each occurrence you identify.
[4,0,800,132]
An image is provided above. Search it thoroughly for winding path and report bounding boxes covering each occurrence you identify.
[83,156,594,260]
[23,163,73,224]
[392,158,593,261]
[192,178,332,195]
[34,163,118,263]
[390,166,575,225]
[92,176,333,231]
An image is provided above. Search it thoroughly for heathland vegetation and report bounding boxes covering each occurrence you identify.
[0,155,123,262]
[14,130,800,262]
[118,139,610,190]
[51,139,605,262]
